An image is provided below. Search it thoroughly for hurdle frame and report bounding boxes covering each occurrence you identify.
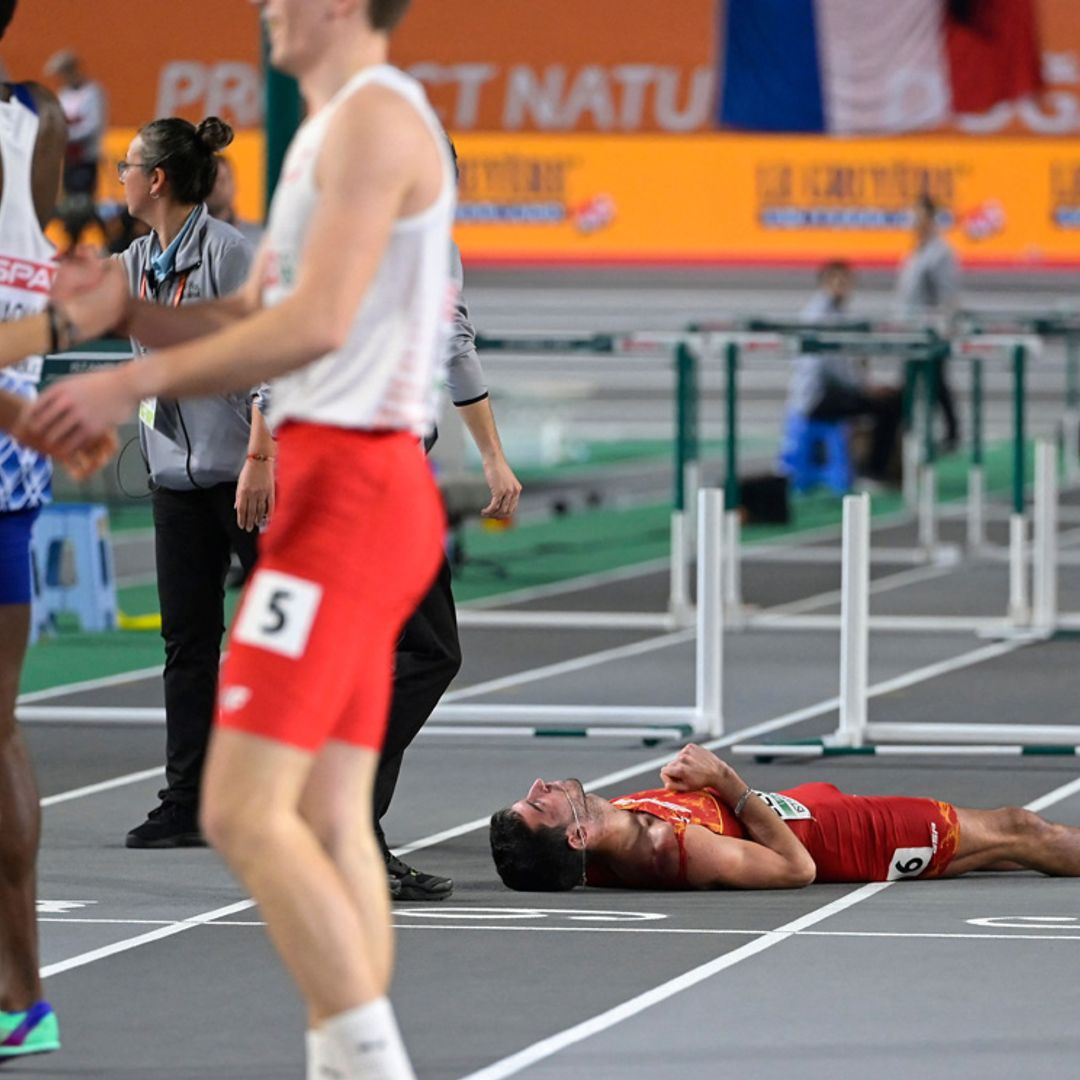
[733,441,1080,758]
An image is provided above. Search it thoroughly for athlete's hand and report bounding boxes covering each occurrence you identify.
[480,454,522,519]
[57,428,120,481]
[22,366,139,459]
[51,260,130,343]
[51,248,110,304]
[661,744,742,795]
[235,457,275,532]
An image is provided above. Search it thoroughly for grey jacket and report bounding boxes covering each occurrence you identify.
[446,242,486,405]
[894,236,960,318]
[120,203,264,491]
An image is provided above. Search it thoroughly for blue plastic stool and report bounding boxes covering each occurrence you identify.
[778,412,853,495]
[30,503,117,637]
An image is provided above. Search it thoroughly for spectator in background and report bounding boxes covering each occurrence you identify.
[788,261,903,487]
[895,193,960,451]
[114,116,274,849]
[205,156,263,247]
[42,49,106,204]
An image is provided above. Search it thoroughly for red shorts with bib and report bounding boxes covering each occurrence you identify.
[216,422,444,752]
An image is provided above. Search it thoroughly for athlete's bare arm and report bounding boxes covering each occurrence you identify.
[23,82,67,228]
[118,242,270,347]
[661,745,816,888]
[26,84,443,456]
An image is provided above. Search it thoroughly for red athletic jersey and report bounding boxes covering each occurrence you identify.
[598,783,959,886]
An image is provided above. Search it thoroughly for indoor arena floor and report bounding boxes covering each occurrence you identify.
[15,272,1080,1078]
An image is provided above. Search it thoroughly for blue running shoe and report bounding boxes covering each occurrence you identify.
[0,1001,60,1060]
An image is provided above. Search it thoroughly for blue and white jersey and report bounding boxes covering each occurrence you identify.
[0,84,55,511]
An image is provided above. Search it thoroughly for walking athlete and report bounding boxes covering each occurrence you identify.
[24,1,452,1076]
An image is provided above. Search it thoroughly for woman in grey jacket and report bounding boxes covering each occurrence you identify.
[116,116,274,847]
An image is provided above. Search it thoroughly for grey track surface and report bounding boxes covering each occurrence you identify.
[17,272,1080,1079]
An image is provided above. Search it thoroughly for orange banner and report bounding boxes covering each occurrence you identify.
[452,134,1080,268]
[2,0,1079,135]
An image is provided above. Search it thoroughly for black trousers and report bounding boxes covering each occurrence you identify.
[373,555,462,848]
[810,384,903,480]
[153,483,259,807]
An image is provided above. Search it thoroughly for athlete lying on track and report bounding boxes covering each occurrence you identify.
[490,744,1080,890]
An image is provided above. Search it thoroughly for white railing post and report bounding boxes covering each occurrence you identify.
[1032,439,1058,633]
[696,489,724,738]
[838,493,870,747]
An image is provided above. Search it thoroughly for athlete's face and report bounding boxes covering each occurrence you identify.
[512,778,589,835]
[253,0,353,77]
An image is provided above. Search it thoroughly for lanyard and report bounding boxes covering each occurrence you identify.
[140,268,189,307]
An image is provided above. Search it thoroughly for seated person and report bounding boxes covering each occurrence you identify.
[787,260,902,486]
[490,744,1080,890]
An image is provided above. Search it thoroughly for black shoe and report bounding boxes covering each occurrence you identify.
[385,851,453,901]
[126,801,207,849]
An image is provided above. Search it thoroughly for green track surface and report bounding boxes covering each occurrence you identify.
[19,439,1033,695]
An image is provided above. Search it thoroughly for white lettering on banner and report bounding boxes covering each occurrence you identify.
[233,569,322,659]
[410,63,715,132]
[156,62,263,126]
[968,916,1080,930]
[0,256,54,294]
[395,907,666,923]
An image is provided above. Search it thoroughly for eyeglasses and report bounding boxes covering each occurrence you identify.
[116,159,163,182]
[562,788,588,888]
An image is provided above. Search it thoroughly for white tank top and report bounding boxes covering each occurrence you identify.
[0,88,55,511]
[262,65,456,436]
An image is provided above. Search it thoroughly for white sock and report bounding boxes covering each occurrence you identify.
[320,998,415,1080]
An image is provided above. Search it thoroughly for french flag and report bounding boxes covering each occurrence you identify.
[717,0,1043,134]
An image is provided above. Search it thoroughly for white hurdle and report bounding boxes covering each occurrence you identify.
[734,452,1080,757]
[427,488,726,740]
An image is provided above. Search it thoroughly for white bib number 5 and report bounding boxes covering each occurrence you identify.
[234,569,323,659]
[886,846,934,881]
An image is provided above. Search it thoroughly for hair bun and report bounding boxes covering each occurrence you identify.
[195,116,234,154]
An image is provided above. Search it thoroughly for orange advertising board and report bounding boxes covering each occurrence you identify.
[3,0,1080,135]
[452,134,1080,268]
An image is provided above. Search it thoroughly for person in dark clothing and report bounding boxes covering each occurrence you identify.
[378,238,521,900]
[115,116,274,848]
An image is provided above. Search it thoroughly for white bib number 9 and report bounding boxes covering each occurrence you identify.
[886,846,933,881]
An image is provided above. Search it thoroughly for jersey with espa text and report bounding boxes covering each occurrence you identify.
[0,85,55,510]
[608,783,959,884]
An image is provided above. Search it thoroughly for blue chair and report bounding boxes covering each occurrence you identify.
[778,412,853,495]
[30,503,117,638]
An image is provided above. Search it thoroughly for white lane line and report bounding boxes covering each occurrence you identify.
[1026,775,1080,814]
[40,767,162,808]
[39,899,255,978]
[18,667,161,704]
[457,885,888,1080]
[37,919,1080,944]
[454,773,1080,1080]
[441,630,693,703]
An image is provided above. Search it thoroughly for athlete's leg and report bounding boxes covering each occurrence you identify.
[200,728,383,1018]
[945,806,1080,877]
[301,740,392,993]
[0,600,42,1011]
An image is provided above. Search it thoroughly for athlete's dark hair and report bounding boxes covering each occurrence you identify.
[489,808,581,892]
[0,0,17,40]
[368,0,411,31]
[137,116,234,205]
